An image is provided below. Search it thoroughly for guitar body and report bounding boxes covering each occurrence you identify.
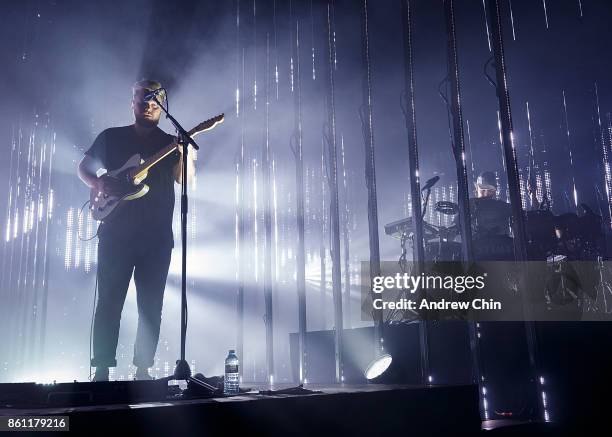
[90,154,150,222]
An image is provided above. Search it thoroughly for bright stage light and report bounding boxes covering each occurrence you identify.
[364,353,392,381]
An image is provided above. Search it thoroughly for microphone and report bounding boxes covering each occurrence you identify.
[421,175,440,192]
[143,88,165,102]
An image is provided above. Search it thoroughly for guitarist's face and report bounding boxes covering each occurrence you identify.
[476,187,496,199]
[132,89,162,127]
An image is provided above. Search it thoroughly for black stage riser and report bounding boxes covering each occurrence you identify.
[290,322,612,426]
[0,380,169,408]
[51,385,480,435]
[289,322,473,386]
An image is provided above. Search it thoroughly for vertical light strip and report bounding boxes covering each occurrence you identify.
[235,161,240,280]
[48,189,54,219]
[272,159,279,282]
[482,0,492,51]
[65,208,74,269]
[253,158,258,283]
[508,0,516,40]
[84,213,93,272]
[74,207,83,268]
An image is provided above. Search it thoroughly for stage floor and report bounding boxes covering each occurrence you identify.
[0,382,483,434]
[0,382,472,414]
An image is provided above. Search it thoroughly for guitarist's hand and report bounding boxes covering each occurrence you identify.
[95,175,123,198]
[175,143,194,154]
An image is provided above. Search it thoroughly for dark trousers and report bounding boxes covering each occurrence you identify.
[91,236,172,368]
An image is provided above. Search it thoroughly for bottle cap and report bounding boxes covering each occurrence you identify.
[229,349,235,354]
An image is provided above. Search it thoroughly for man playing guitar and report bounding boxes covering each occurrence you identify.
[78,79,195,381]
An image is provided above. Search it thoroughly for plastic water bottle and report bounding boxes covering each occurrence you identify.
[224,349,240,395]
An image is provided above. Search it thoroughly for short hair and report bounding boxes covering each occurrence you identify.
[132,79,166,105]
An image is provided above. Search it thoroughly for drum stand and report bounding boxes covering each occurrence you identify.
[387,231,418,323]
[590,256,612,314]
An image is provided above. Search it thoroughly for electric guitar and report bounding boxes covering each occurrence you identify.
[89,113,224,221]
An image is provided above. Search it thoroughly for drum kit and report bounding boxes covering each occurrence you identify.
[385,196,609,314]
[386,200,605,263]
[527,207,606,311]
[525,206,604,262]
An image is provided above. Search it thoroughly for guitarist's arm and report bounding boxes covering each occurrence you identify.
[173,144,196,185]
[78,155,123,196]
[78,154,101,189]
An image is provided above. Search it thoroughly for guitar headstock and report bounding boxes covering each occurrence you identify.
[188,113,225,137]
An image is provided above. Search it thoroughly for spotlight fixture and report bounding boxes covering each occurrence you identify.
[364,354,393,381]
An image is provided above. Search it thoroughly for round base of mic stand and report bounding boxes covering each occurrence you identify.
[158,360,218,394]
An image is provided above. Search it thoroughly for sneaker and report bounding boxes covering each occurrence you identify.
[92,367,109,382]
[135,368,154,381]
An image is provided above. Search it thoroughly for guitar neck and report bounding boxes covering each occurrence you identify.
[128,114,223,182]
[132,142,180,181]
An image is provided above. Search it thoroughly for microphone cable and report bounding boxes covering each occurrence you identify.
[77,199,99,241]
[75,199,99,380]
[88,270,99,382]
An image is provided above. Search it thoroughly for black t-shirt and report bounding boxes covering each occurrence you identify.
[453,197,513,237]
[85,125,179,246]
[469,197,512,237]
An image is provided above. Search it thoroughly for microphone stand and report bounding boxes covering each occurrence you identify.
[152,93,217,394]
